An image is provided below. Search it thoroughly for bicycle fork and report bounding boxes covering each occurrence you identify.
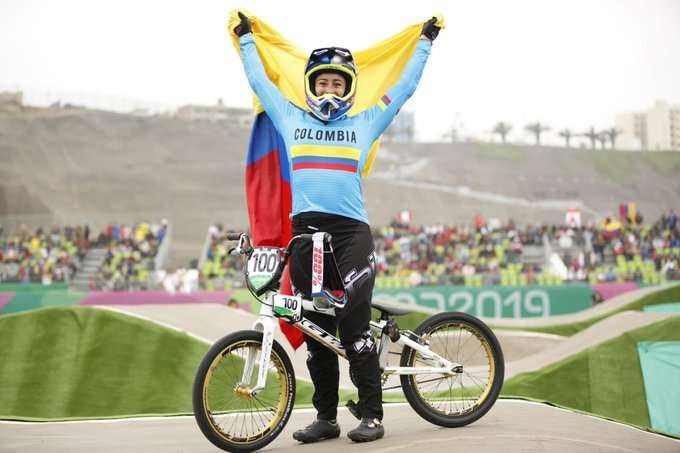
[239,299,349,396]
[239,303,277,396]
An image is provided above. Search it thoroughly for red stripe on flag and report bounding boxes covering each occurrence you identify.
[293,162,358,173]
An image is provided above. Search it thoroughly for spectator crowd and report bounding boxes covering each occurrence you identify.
[3,210,677,291]
[94,221,168,291]
[0,221,168,290]
[0,224,89,284]
[199,223,242,290]
[371,209,679,287]
[199,209,680,289]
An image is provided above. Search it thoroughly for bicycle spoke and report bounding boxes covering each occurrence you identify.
[407,320,498,417]
[202,339,289,443]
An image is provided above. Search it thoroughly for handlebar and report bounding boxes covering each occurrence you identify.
[227,232,334,298]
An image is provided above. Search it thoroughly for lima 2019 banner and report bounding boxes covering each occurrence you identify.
[373,285,594,318]
[0,282,640,319]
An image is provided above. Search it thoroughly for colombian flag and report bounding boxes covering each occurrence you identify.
[229,11,444,348]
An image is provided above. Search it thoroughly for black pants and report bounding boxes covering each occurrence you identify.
[289,212,383,421]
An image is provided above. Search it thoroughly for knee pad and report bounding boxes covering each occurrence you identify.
[348,331,376,355]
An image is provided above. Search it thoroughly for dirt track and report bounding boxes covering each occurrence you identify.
[1,401,677,453]
[101,284,675,384]
[2,285,678,452]
[99,303,572,388]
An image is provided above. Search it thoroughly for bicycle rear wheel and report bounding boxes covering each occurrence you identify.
[193,330,296,453]
[400,312,504,428]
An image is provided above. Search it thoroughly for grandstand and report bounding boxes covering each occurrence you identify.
[195,213,678,292]
[1,105,679,269]
[0,221,170,290]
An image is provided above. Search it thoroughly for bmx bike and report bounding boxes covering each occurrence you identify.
[193,232,504,452]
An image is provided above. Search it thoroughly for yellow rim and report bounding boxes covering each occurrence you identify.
[410,322,496,416]
[201,340,290,444]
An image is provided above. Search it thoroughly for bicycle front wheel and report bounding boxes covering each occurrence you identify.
[192,330,296,453]
[400,312,504,428]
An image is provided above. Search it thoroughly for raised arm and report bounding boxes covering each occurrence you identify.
[365,18,441,141]
[235,13,291,130]
[365,38,432,141]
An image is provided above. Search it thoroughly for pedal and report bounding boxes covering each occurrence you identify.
[346,399,361,420]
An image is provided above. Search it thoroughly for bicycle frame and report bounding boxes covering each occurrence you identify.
[243,295,461,396]
[229,231,461,396]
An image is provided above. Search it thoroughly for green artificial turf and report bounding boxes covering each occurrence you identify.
[0,306,211,420]
[0,306,367,420]
[501,316,680,435]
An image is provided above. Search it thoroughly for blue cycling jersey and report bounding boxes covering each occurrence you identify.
[240,33,431,225]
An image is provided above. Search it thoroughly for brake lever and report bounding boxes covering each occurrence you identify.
[235,234,251,255]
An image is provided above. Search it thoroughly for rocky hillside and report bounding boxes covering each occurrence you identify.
[2,106,679,267]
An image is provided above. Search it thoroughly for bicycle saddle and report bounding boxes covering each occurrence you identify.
[371,301,411,316]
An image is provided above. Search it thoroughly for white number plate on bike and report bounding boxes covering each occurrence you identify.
[272,294,302,321]
[246,247,281,290]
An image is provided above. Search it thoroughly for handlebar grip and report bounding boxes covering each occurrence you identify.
[226,233,242,241]
[297,233,332,242]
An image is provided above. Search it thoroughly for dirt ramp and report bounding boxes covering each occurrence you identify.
[99,303,355,388]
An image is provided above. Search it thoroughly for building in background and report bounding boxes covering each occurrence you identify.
[615,111,646,150]
[175,99,252,127]
[382,111,415,143]
[616,100,680,151]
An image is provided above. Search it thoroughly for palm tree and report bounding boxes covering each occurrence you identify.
[492,122,512,144]
[581,127,599,150]
[525,122,551,145]
[597,131,608,149]
[558,128,574,148]
[605,128,622,149]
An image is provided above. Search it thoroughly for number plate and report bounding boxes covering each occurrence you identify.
[272,294,302,320]
[246,247,281,291]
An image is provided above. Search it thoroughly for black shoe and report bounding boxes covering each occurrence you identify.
[292,419,341,443]
[347,418,384,443]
